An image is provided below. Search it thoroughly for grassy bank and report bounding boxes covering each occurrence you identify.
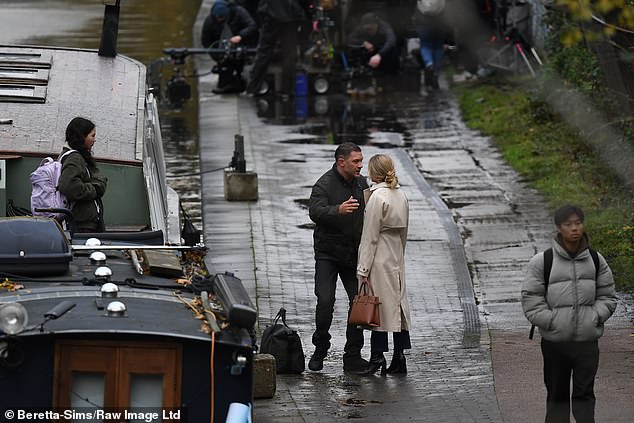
[452,78,634,292]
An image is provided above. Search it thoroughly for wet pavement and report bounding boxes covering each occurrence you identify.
[193,1,633,422]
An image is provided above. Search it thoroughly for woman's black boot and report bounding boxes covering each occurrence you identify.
[386,350,407,374]
[357,352,386,376]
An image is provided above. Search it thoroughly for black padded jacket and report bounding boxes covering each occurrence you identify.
[309,164,368,267]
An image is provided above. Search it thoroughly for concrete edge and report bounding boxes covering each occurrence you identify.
[395,148,481,348]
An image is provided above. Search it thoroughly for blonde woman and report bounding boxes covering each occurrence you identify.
[357,154,411,375]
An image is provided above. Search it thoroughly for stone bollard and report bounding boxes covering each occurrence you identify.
[224,170,258,201]
[253,353,276,399]
[224,134,258,201]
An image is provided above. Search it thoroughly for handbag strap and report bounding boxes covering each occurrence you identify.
[274,307,288,327]
[359,280,375,296]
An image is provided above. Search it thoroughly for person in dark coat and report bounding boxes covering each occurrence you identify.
[347,12,398,74]
[201,1,258,94]
[521,204,617,423]
[308,142,369,373]
[58,117,108,233]
[245,0,312,99]
[235,0,260,24]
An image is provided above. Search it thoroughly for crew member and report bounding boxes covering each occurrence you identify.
[347,12,398,74]
[246,0,314,99]
[201,1,258,94]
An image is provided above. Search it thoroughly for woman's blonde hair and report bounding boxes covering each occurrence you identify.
[368,154,398,188]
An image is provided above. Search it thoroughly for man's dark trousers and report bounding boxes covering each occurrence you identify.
[247,19,298,96]
[312,259,364,358]
[541,339,599,423]
[217,58,245,90]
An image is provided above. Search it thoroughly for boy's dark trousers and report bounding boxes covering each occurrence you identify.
[541,339,599,423]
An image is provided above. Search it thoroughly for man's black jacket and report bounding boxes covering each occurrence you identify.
[201,3,258,48]
[347,17,397,58]
[309,164,368,268]
[257,0,313,23]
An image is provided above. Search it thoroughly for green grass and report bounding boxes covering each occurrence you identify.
[453,78,634,292]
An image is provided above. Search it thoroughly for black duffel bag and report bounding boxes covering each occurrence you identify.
[260,307,305,374]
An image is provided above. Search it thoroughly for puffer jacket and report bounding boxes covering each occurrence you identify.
[58,148,107,232]
[521,235,617,342]
[309,164,368,268]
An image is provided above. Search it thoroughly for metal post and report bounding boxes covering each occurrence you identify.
[234,134,246,173]
[98,0,121,57]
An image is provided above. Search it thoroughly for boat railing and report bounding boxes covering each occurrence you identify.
[143,93,181,244]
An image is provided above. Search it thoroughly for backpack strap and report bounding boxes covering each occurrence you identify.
[530,248,553,340]
[588,248,600,281]
[542,247,553,294]
[57,149,77,163]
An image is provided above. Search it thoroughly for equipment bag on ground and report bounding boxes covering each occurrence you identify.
[260,307,305,374]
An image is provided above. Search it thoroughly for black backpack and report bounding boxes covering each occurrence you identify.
[260,307,305,374]
[529,247,600,339]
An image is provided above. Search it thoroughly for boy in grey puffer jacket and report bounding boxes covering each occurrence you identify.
[521,204,617,423]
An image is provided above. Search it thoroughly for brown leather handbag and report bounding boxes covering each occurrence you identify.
[348,279,381,328]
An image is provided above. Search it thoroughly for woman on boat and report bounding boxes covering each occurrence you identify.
[58,117,108,232]
[356,154,411,375]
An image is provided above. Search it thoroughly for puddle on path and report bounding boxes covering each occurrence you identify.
[258,90,422,147]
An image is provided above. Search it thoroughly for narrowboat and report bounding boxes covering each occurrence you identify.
[0,4,256,422]
[0,218,256,422]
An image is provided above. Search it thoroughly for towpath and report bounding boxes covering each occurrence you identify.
[194,2,633,421]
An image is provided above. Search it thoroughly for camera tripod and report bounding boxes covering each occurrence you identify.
[486,0,542,76]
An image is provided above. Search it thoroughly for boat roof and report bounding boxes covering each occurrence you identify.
[0,249,220,343]
[0,222,250,346]
[0,44,144,163]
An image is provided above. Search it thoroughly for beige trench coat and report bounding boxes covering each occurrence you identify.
[357,182,411,332]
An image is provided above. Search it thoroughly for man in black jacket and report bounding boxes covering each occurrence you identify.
[308,142,369,372]
[201,1,258,94]
[347,12,398,74]
[245,0,313,99]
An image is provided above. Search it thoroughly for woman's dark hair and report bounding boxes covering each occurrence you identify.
[554,204,585,225]
[65,117,96,169]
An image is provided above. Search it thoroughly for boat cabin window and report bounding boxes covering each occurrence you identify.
[70,372,106,409]
[54,340,182,415]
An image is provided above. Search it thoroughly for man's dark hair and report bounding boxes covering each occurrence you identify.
[554,204,585,225]
[360,12,378,27]
[334,142,361,161]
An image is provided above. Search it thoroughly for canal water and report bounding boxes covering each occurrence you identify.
[0,0,204,226]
